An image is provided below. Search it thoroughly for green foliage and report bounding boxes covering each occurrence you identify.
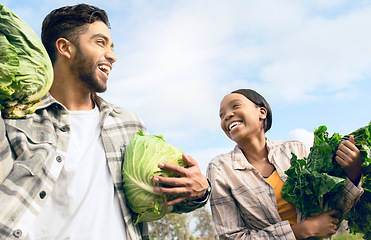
[282,122,371,239]
[334,234,365,240]
[122,130,186,224]
[0,4,53,118]
[191,206,216,237]
[347,190,371,240]
[282,126,346,216]
[149,213,191,240]
[148,206,217,240]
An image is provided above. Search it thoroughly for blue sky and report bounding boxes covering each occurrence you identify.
[4,0,371,174]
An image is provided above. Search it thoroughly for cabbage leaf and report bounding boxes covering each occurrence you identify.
[0,4,53,118]
[122,130,187,224]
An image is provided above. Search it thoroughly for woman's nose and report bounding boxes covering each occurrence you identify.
[225,111,234,121]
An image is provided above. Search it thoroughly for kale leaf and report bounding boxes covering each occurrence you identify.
[282,122,371,239]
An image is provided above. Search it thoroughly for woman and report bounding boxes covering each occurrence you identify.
[207,89,364,239]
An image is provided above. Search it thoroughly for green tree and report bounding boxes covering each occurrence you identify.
[149,212,191,240]
[191,207,217,239]
[148,205,217,240]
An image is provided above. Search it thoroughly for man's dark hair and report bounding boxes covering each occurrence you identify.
[232,89,273,132]
[41,4,110,63]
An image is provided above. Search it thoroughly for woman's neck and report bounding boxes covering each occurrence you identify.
[238,133,267,163]
[238,133,275,177]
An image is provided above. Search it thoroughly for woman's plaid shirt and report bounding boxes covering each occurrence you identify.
[207,139,364,240]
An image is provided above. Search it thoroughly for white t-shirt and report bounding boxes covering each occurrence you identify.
[26,106,126,240]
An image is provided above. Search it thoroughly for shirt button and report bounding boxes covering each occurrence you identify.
[13,229,22,238]
[39,191,46,199]
[56,156,62,162]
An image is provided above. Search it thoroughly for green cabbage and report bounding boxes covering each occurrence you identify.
[0,3,53,118]
[122,130,187,224]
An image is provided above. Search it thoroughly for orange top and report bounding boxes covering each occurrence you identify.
[266,170,297,225]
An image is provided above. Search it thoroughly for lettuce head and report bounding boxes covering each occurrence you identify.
[122,130,187,224]
[0,4,53,118]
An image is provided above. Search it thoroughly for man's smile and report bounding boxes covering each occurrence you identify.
[98,63,111,76]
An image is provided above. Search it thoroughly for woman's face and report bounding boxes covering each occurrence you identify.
[219,93,267,144]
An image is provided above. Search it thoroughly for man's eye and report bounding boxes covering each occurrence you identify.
[97,40,105,46]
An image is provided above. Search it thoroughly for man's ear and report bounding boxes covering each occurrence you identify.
[55,38,73,59]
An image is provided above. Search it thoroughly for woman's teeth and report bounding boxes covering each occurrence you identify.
[229,122,241,131]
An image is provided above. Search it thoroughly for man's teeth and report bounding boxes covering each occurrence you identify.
[229,122,241,131]
[98,65,111,75]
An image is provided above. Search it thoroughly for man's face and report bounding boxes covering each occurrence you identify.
[70,21,116,93]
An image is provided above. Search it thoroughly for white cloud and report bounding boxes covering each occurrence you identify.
[289,128,314,150]
[189,146,234,175]
[10,0,370,155]
[242,4,371,103]
[101,0,371,151]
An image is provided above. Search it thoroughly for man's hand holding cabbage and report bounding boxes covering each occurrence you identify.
[122,130,210,224]
[153,153,209,205]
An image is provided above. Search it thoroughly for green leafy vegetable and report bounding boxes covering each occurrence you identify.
[0,3,53,118]
[122,130,187,224]
[347,187,371,240]
[282,122,371,239]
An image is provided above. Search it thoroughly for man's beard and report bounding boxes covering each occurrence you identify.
[70,44,107,93]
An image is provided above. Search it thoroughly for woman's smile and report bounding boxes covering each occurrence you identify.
[228,121,243,133]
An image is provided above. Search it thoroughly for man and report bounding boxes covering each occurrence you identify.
[0,4,209,239]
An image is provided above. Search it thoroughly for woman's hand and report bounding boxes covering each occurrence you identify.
[292,210,339,239]
[335,135,362,185]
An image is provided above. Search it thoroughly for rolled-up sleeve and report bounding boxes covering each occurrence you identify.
[333,177,364,221]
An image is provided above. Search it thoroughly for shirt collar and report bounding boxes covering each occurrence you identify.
[37,92,115,113]
[231,137,275,170]
[266,138,276,162]
[36,92,62,110]
[231,145,248,170]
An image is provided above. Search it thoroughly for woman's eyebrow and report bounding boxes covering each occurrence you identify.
[229,99,243,105]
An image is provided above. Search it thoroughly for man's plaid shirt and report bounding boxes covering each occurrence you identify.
[0,93,206,239]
